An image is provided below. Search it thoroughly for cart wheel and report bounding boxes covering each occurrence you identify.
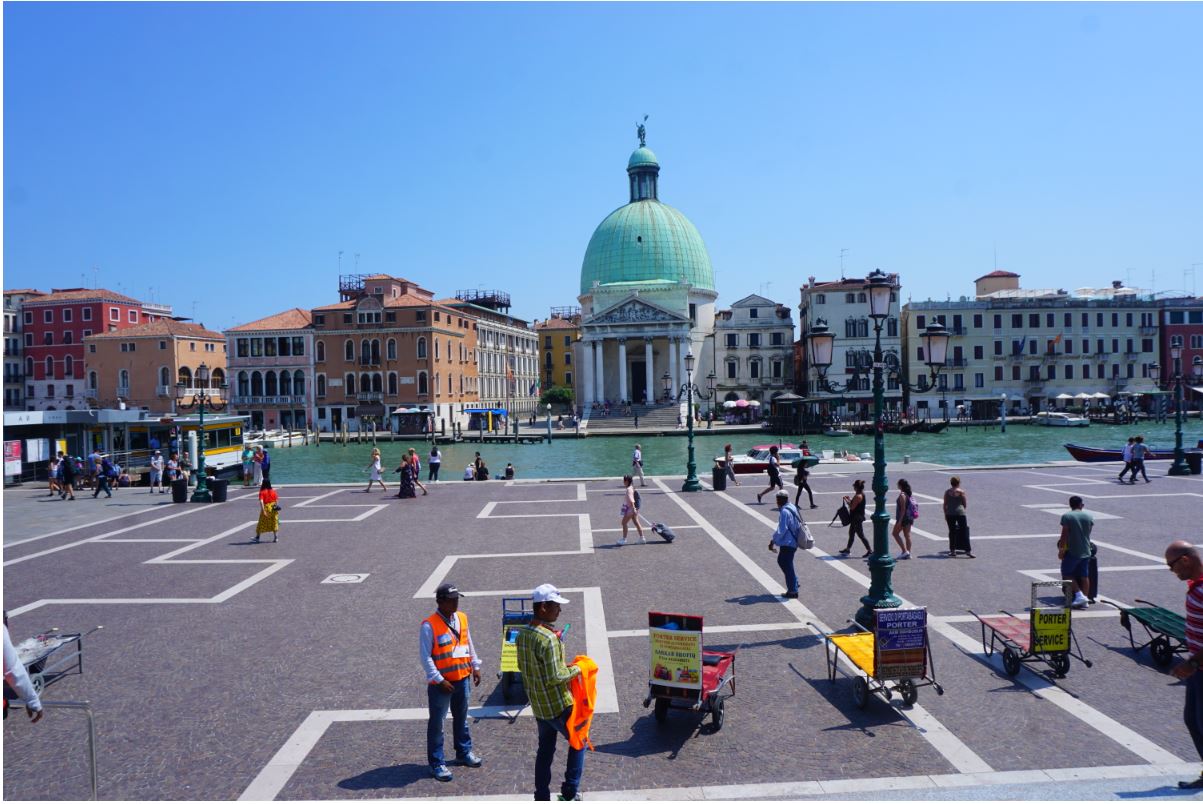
[1002,647,1021,677]
[851,676,869,709]
[654,697,670,723]
[29,672,44,695]
[1151,637,1174,669]
[711,696,726,730]
[1050,653,1071,677]
[897,679,918,707]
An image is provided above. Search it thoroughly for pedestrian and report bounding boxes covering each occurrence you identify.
[92,455,114,499]
[768,490,810,599]
[505,463,515,480]
[1130,435,1151,483]
[57,451,77,500]
[515,584,586,802]
[408,449,429,496]
[421,582,483,782]
[1166,540,1203,789]
[838,478,872,557]
[1058,495,1094,609]
[395,455,417,498]
[475,459,490,481]
[617,475,645,546]
[724,443,741,487]
[4,616,44,723]
[47,455,61,497]
[755,445,784,504]
[793,460,816,509]
[364,448,387,492]
[631,443,646,487]
[241,444,256,487]
[166,452,181,489]
[463,462,476,481]
[943,476,974,558]
[428,446,442,483]
[254,445,272,484]
[892,479,915,559]
[254,480,280,543]
[1117,437,1135,483]
[149,450,165,494]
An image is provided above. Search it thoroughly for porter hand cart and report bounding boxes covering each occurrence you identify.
[496,598,567,702]
[1106,599,1187,669]
[4,625,103,699]
[819,608,943,709]
[970,581,1092,678]
[642,612,736,730]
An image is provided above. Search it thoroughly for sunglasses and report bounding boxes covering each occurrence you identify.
[1168,554,1188,571]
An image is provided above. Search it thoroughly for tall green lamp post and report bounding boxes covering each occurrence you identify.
[1153,346,1192,477]
[807,270,950,628]
[176,362,228,502]
[663,349,716,492]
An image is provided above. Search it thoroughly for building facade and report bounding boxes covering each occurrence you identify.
[575,134,717,411]
[225,308,314,431]
[1158,297,1203,410]
[20,288,172,411]
[714,295,795,405]
[308,274,479,433]
[534,308,581,396]
[446,291,540,423]
[4,290,44,409]
[84,319,227,412]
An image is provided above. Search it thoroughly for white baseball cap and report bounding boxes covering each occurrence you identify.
[532,583,569,605]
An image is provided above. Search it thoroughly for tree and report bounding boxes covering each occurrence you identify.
[540,385,573,405]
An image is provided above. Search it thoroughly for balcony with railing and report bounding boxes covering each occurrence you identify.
[157,385,173,397]
[230,395,307,406]
[116,386,130,398]
[356,392,383,403]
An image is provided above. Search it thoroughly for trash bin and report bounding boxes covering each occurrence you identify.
[1187,451,1203,475]
[712,459,727,491]
[209,478,229,502]
[171,479,189,503]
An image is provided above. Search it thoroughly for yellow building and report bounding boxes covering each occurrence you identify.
[84,319,227,412]
[534,308,580,394]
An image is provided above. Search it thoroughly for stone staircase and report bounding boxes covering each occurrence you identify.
[585,404,681,432]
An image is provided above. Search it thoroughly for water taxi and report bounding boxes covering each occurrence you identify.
[1034,412,1090,427]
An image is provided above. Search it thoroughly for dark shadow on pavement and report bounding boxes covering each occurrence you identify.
[591,706,700,760]
[725,593,782,606]
[338,763,430,791]
[1116,784,1203,799]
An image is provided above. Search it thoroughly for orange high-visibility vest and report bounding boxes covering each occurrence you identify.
[426,612,472,683]
[567,654,598,751]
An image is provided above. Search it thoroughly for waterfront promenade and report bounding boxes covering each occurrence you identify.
[3,462,1201,800]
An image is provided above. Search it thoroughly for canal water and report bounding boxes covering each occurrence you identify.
[270,420,1201,484]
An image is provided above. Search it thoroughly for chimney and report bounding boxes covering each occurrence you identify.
[1112,280,1123,289]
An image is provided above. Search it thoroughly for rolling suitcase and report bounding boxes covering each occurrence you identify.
[950,518,972,555]
[1087,544,1099,602]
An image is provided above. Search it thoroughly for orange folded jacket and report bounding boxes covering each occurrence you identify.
[567,654,598,751]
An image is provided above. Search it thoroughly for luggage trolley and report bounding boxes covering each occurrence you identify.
[1106,599,1188,669]
[497,597,533,702]
[642,612,736,730]
[3,625,103,699]
[820,608,943,709]
[970,581,1092,678]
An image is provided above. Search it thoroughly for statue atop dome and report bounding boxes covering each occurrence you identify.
[636,114,648,148]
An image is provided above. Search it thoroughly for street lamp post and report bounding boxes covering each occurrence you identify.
[1000,392,1007,434]
[175,363,228,502]
[1153,346,1191,477]
[808,270,950,628]
[663,349,716,492]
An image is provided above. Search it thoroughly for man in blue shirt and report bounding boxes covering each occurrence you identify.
[768,491,809,599]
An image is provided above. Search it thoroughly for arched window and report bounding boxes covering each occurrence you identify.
[280,370,292,395]
[434,373,440,395]
[63,331,73,345]
[45,356,54,378]
[361,339,370,364]
[250,371,263,396]
[178,366,192,387]
[88,371,97,391]
[119,369,130,389]
[344,339,354,361]
[447,340,452,362]
[65,355,74,377]
[346,374,356,395]
[360,373,371,394]
[459,374,464,394]
[387,339,396,360]
[388,372,397,395]
[237,371,249,396]
[417,337,427,359]
[211,368,225,388]
[316,375,326,397]
[371,339,381,364]
[265,371,278,396]
[293,370,304,395]
[316,341,325,362]
[434,339,440,360]
[368,373,379,393]
[448,373,453,394]
[417,371,428,395]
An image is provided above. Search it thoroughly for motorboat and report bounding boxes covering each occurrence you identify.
[1063,442,1202,462]
[1034,412,1089,427]
[823,428,853,437]
[726,444,819,475]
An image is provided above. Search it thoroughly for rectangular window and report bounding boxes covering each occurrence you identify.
[1141,338,1153,352]
[1012,365,1020,380]
[1065,339,1073,354]
[1011,314,1022,328]
[1065,365,1075,379]
[771,332,784,346]
[44,310,54,323]
[315,314,325,326]
[973,314,983,329]
[1046,313,1054,328]
[1029,340,1038,355]
[564,336,571,347]
[1083,364,1091,379]
[110,307,119,321]
[564,353,572,365]
[416,311,427,322]
[725,333,737,348]
[544,336,552,348]
[63,309,73,323]
[993,314,1002,329]
[263,338,276,356]
[748,333,761,348]
[24,311,32,324]
[816,294,826,304]
[1111,313,1119,327]
[994,340,1002,355]
[434,311,441,322]
[250,339,263,357]
[772,360,783,378]
[749,362,760,379]
[994,366,1003,381]
[83,329,91,339]
[385,312,396,323]
[159,340,167,350]
[916,315,926,330]
[128,310,138,324]
[974,373,984,388]
[1046,364,1056,380]
[237,339,249,357]
[749,308,759,319]
[953,314,963,331]
[974,345,983,359]
[726,362,737,379]
[564,372,572,385]
[292,337,304,355]
[1029,313,1040,328]
[1126,313,1133,327]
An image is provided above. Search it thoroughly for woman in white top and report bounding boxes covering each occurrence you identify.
[364,448,387,492]
[428,446,442,482]
[616,475,645,546]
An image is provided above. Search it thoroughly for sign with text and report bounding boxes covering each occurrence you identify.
[4,440,22,477]
[1030,608,1071,653]
[649,626,702,689]
[875,608,928,680]
[24,438,50,464]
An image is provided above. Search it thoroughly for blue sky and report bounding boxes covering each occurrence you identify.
[4,2,1201,333]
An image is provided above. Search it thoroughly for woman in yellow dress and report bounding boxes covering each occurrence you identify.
[254,480,280,543]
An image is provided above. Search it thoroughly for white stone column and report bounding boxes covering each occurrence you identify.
[594,337,606,403]
[617,339,628,403]
[679,336,689,390]
[644,339,654,405]
[667,338,678,399]
[582,340,595,406]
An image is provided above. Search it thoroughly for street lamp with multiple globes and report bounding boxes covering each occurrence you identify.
[662,349,716,492]
[807,270,951,628]
[175,363,228,502]
[1150,345,1198,477]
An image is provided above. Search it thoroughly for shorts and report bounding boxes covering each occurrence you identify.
[620,502,633,517]
[1060,554,1090,580]
[150,471,162,483]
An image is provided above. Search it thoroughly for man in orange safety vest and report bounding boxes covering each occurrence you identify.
[420,583,482,782]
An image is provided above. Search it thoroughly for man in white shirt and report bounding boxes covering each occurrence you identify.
[1117,437,1135,483]
[4,620,44,723]
[632,444,645,487]
[149,450,165,494]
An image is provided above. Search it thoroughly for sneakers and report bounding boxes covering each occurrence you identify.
[430,764,453,782]
[782,591,799,599]
[457,751,483,768]
[1071,593,1089,610]
[810,504,819,509]
[616,539,627,546]
[556,795,582,801]
[898,551,911,560]
[838,549,851,556]
[1179,774,1203,789]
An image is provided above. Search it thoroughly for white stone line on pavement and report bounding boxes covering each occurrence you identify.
[97,538,201,543]
[592,524,702,533]
[4,505,216,566]
[1024,485,1203,500]
[1093,538,1176,564]
[1019,470,1119,484]
[937,609,1119,624]
[283,503,389,523]
[1028,564,1166,575]
[609,622,812,639]
[291,489,346,508]
[665,481,993,776]
[2,497,212,547]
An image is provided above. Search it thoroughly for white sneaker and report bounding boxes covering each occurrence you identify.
[1071,594,1089,609]
[616,539,627,546]
[898,551,910,560]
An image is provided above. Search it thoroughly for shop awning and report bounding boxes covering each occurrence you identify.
[465,408,507,415]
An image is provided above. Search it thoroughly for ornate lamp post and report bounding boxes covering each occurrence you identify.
[1152,346,1191,477]
[176,363,228,502]
[1000,392,1007,434]
[807,270,950,628]
[662,349,716,492]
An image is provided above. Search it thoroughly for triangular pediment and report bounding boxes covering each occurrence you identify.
[585,296,689,326]
[731,294,776,308]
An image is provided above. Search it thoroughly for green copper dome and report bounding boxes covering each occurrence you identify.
[581,146,714,296]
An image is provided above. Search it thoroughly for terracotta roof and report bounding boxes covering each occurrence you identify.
[976,270,1021,280]
[4,289,44,296]
[24,287,142,305]
[227,308,313,332]
[535,317,580,330]
[85,319,223,340]
[313,296,447,313]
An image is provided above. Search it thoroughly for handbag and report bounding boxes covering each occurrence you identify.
[831,503,851,527]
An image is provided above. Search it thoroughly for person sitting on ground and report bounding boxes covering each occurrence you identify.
[504,463,515,480]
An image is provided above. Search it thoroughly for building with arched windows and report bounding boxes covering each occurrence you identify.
[225,308,314,431]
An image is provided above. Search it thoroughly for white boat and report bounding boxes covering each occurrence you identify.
[725,444,818,475]
[1034,411,1090,427]
[823,428,853,437]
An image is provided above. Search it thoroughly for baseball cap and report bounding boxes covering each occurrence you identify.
[532,583,569,605]
[435,583,461,600]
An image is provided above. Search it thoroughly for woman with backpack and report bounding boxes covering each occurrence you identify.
[838,478,871,557]
[755,446,784,504]
[892,478,916,560]
[616,475,645,545]
[793,461,816,509]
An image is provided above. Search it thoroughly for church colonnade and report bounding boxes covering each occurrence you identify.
[580,333,694,405]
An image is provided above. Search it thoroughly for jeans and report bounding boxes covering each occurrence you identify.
[429,463,440,482]
[427,677,473,767]
[93,474,112,498]
[1186,671,1203,762]
[776,546,798,594]
[534,707,585,801]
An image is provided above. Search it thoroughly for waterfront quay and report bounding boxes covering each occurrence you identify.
[3,462,1201,800]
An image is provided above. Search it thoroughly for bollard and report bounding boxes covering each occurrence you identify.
[904,455,910,464]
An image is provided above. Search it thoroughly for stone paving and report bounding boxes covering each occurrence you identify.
[2,462,1202,800]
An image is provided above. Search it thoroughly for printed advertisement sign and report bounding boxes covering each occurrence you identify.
[1030,608,1071,653]
[500,624,522,673]
[4,440,22,477]
[649,627,702,689]
[24,438,50,464]
[875,608,927,680]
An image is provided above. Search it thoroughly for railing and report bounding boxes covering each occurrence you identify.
[157,385,172,397]
[359,356,382,367]
[357,392,383,402]
[1140,326,1157,334]
[231,395,307,406]
[948,358,969,367]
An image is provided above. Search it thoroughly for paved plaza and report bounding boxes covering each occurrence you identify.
[3,461,1203,801]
